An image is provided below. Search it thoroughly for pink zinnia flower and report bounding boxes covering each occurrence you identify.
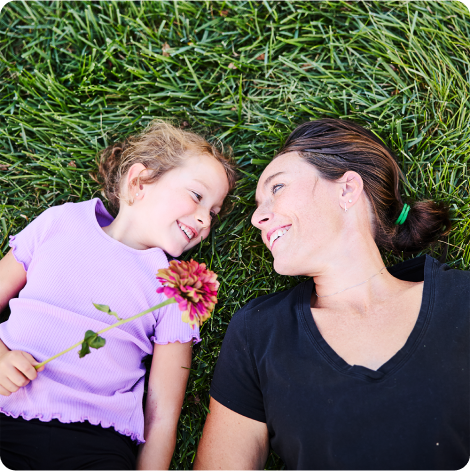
[156,260,219,329]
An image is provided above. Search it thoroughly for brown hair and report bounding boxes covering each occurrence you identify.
[92,120,237,218]
[276,118,450,254]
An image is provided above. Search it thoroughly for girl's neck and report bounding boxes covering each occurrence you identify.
[101,212,148,250]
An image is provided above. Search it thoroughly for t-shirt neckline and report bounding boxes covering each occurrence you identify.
[90,198,166,256]
[300,255,434,381]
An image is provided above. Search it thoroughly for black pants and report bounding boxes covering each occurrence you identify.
[0,414,137,470]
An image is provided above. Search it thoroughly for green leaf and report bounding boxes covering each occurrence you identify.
[108,311,122,321]
[93,303,111,313]
[78,342,91,358]
[78,330,106,358]
[89,335,106,349]
[93,303,121,320]
[84,330,98,342]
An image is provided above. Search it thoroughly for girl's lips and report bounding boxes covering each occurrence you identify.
[179,226,190,241]
[177,221,197,241]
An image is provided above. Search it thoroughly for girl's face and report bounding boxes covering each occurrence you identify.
[132,153,229,256]
[251,152,343,276]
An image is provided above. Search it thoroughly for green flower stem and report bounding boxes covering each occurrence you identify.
[34,298,177,370]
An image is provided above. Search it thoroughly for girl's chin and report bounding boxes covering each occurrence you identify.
[162,243,185,258]
[168,248,184,257]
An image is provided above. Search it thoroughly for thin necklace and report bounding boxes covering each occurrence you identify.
[315,266,387,298]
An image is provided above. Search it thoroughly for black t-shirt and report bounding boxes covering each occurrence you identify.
[210,255,470,470]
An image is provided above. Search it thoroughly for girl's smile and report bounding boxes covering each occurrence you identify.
[177,221,197,241]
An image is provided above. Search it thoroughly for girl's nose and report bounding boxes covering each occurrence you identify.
[196,209,210,229]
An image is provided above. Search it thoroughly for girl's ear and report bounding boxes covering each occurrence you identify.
[126,163,148,202]
[337,171,363,210]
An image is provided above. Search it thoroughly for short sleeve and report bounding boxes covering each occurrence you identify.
[210,306,266,422]
[151,299,200,345]
[9,205,64,272]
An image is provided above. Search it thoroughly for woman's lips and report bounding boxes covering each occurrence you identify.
[267,225,291,250]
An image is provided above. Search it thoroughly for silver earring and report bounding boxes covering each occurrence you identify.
[344,203,347,212]
[348,199,352,203]
[136,193,139,196]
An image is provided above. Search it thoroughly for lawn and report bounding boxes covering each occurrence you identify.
[1,1,469,469]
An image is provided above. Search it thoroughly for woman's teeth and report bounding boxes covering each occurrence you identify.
[270,228,289,248]
[178,222,194,240]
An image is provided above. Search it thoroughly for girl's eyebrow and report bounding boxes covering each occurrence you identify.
[193,178,210,190]
[255,171,285,207]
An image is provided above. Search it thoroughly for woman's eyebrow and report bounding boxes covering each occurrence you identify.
[263,171,285,189]
[255,171,285,206]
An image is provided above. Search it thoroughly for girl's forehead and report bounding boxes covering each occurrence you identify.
[182,152,221,171]
[179,153,229,194]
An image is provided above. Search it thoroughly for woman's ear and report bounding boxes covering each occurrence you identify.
[126,163,147,202]
[337,171,363,210]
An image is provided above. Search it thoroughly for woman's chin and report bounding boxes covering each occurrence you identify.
[273,258,300,276]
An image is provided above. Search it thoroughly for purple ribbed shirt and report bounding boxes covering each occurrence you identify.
[0,198,200,443]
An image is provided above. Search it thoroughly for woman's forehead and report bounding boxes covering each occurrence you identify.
[258,152,313,186]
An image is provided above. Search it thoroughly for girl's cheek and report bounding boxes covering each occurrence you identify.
[197,227,211,244]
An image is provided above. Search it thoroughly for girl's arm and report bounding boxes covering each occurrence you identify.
[0,249,44,396]
[137,340,192,470]
[0,249,27,313]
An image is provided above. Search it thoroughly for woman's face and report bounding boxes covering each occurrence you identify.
[251,152,344,276]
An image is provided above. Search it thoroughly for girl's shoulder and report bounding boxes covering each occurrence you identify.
[33,198,107,226]
[16,199,106,246]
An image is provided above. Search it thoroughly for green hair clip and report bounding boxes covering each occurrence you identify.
[395,203,410,225]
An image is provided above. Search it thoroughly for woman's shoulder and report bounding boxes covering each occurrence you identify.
[389,254,470,282]
[232,279,310,325]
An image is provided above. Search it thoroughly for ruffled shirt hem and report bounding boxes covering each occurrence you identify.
[0,408,145,444]
[9,235,29,273]
[151,333,201,345]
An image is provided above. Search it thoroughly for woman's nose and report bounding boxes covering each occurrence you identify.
[251,206,272,229]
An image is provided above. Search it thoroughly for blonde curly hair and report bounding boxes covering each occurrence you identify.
[92,120,237,218]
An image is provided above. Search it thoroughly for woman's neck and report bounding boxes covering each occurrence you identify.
[310,232,400,310]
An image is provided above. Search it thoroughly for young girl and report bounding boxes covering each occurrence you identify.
[0,121,236,470]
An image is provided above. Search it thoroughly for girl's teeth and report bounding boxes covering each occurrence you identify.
[178,223,193,240]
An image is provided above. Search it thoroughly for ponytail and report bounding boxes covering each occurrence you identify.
[390,200,451,254]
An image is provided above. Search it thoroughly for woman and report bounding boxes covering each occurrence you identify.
[194,119,469,470]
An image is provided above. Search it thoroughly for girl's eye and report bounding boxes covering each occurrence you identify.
[271,183,284,194]
[192,191,202,201]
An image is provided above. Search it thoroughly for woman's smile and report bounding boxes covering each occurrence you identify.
[267,225,291,250]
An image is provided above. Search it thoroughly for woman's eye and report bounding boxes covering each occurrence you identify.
[210,211,216,220]
[271,183,284,194]
[192,191,202,201]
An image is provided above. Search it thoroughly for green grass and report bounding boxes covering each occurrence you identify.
[1,1,469,469]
